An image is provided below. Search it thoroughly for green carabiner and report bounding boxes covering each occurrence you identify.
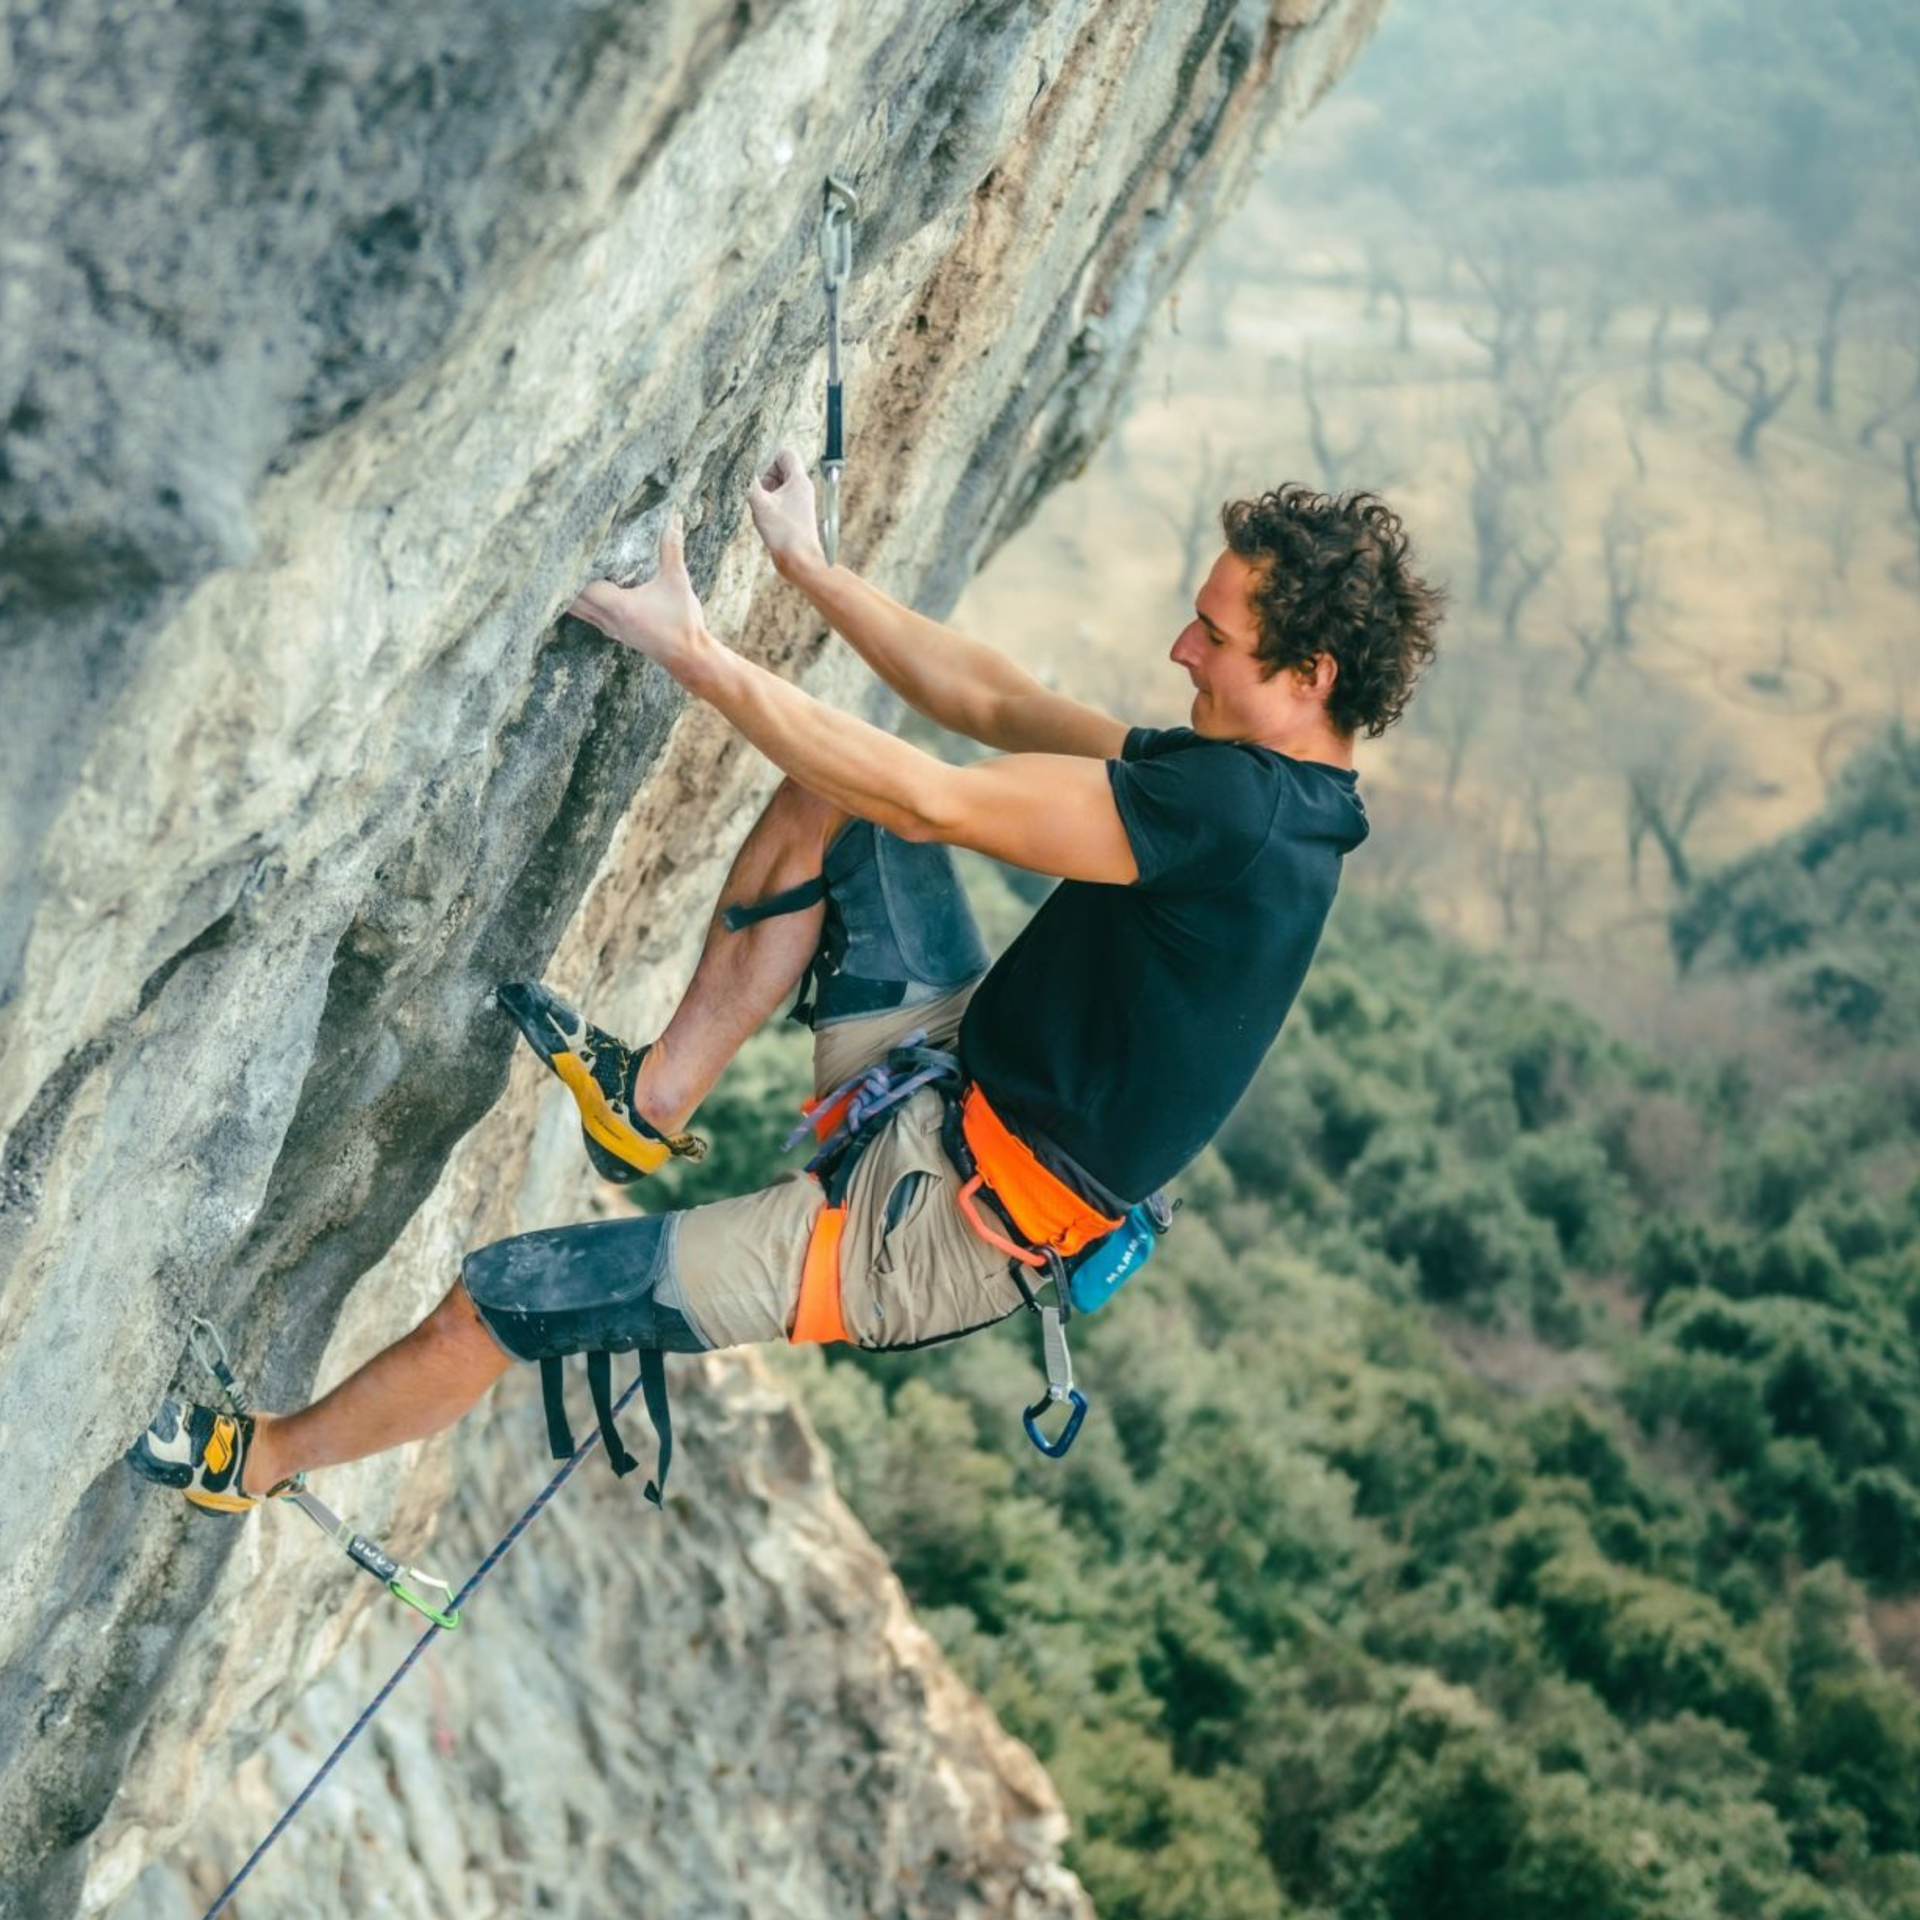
[388,1573,462,1633]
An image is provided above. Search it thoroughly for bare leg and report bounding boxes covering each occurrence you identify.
[242,781,847,1485]
[632,776,848,1133]
[243,1280,510,1492]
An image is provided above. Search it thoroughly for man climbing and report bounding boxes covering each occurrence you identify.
[130,446,1442,1512]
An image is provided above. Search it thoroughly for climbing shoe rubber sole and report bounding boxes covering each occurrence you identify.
[494,980,705,1184]
[126,1398,290,1514]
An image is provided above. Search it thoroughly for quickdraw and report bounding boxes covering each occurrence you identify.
[944,1086,1175,1459]
[819,173,858,564]
[188,1318,460,1630]
[1028,1291,1086,1461]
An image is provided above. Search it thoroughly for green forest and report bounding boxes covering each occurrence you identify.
[660,730,1920,1920]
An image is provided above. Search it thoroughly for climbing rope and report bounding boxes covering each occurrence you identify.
[819,173,858,564]
[194,1363,654,1920]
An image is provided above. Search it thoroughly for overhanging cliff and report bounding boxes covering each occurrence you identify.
[0,3,1386,1914]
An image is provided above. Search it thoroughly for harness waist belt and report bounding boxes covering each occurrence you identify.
[960,1084,1123,1259]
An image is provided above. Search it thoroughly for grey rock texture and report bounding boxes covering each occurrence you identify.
[0,1,1384,1915]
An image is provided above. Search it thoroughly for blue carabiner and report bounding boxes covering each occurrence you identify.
[1023,1388,1089,1459]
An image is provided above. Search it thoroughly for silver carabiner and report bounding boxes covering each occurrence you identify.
[188,1315,232,1380]
[819,175,858,565]
[189,1315,251,1415]
[820,174,858,290]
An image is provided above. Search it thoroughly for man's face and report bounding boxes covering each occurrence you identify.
[1168,550,1279,739]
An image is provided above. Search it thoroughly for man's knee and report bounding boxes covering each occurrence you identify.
[442,1275,503,1347]
[765,775,849,850]
[460,1218,709,1363]
[811,823,990,1026]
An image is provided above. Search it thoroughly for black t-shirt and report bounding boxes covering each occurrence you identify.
[958,726,1368,1202]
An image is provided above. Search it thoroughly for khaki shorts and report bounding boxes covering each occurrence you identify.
[674,978,1026,1350]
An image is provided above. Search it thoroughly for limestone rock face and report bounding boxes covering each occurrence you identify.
[97,1359,1095,1920]
[0,2,1384,1915]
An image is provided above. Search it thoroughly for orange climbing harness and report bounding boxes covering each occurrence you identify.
[954,1083,1124,1264]
[785,1061,1125,1349]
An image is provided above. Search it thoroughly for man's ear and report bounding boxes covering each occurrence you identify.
[1297,652,1339,701]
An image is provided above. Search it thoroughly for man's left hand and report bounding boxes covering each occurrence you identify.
[569,512,712,676]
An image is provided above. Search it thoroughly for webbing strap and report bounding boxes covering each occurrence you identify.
[540,1357,574,1459]
[586,1350,640,1480]
[960,1084,1123,1258]
[638,1349,672,1509]
[542,1352,674,1504]
[723,874,833,1024]
[721,874,826,932]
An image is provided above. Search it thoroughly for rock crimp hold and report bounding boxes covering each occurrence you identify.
[0,2,1385,1915]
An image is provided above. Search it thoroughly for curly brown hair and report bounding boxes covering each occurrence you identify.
[1221,484,1444,738]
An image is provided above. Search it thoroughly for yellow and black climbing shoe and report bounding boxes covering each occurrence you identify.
[494,980,706,1184]
[126,1398,290,1514]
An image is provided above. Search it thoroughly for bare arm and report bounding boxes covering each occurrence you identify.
[785,555,1129,760]
[684,645,1137,882]
[567,515,1137,884]
[747,447,1127,760]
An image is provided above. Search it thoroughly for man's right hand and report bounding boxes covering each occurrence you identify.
[747,446,829,580]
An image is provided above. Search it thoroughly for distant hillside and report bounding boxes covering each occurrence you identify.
[1673,727,1920,1043]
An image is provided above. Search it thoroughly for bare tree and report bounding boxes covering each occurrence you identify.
[1461,238,1541,385]
[1157,434,1228,601]
[1481,772,1585,959]
[1859,308,1920,449]
[1816,266,1864,418]
[1860,360,1920,451]
[1623,401,1652,484]
[1643,305,1672,419]
[1879,634,1914,734]
[1708,335,1801,463]
[1625,755,1730,894]
[1901,436,1920,585]
[1583,280,1620,351]
[1500,534,1561,648]
[1747,603,1806,699]
[1407,644,1487,807]
[1300,353,1386,491]
[1519,771,1585,959]
[1599,684,1732,895]
[1364,243,1414,352]
[1507,321,1582,475]
[1823,490,1859,587]
[1466,411,1525,608]
[1689,208,1790,366]
[1569,498,1651,694]
[1481,800,1528,944]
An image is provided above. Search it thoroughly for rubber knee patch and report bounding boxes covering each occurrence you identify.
[813,824,989,1024]
[462,1217,708,1363]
